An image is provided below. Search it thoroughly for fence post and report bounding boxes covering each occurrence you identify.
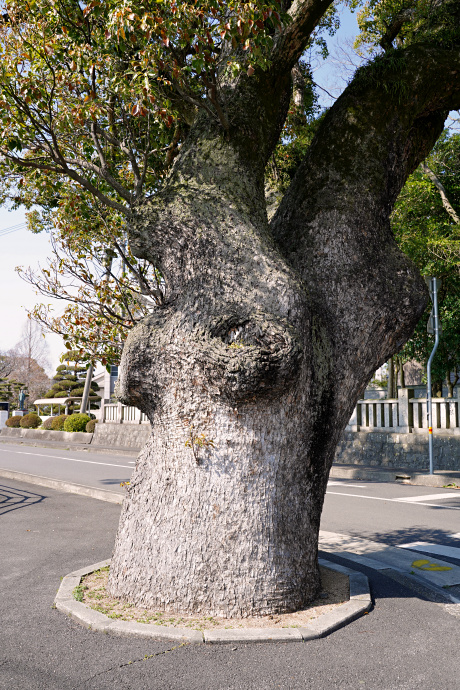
[397,388,414,433]
[349,405,359,432]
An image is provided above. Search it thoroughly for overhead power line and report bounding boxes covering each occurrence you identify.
[0,222,26,237]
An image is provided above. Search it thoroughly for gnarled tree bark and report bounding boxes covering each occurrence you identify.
[108,1,460,617]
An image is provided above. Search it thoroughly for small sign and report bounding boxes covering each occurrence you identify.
[427,310,442,335]
[425,276,442,301]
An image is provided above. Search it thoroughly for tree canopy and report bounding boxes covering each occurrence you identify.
[0,0,341,362]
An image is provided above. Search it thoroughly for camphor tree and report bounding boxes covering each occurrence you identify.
[1,0,460,617]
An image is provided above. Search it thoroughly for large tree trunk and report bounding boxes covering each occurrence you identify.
[108,5,460,617]
[108,77,336,615]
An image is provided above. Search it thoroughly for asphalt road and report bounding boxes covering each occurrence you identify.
[322,478,460,566]
[1,476,460,690]
[2,444,460,561]
[0,444,132,493]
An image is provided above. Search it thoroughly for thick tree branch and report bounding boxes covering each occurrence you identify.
[271,39,460,413]
[421,161,460,224]
[271,0,335,71]
[379,9,415,52]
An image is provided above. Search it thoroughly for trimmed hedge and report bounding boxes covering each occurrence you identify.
[86,418,97,433]
[64,413,91,433]
[5,416,22,428]
[20,413,42,429]
[42,417,55,430]
[51,414,69,431]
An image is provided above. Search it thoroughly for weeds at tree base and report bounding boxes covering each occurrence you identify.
[72,565,349,630]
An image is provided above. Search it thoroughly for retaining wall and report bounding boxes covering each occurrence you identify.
[0,424,151,450]
[334,430,460,471]
[92,423,151,449]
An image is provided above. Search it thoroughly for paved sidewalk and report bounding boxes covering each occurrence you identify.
[1,477,460,689]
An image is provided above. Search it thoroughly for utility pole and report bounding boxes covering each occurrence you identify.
[80,363,94,416]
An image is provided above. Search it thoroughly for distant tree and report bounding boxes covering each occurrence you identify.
[0,377,27,410]
[18,218,158,367]
[3,321,51,407]
[42,352,100,414]
[392,133,460,396]
[0,351,16,379]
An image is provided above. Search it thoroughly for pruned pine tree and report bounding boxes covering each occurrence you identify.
[1,0,460,616]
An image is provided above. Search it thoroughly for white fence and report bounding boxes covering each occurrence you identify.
[347,388,460,435]
[99,389,459,434]
[99,401,149,424]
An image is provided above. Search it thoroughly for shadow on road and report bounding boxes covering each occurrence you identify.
[343,525,460,548]
[99,478,128,486]
[0,484,45,516]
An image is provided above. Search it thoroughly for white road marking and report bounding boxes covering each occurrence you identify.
[398,493,460,502]
[398,542,460,561]
[0,448,132,469]
[327,482,367,488]
[325,490,460,510]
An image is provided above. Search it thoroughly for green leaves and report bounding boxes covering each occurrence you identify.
[393,132,460,383]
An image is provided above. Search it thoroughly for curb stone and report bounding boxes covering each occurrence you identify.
[330,464,460,488]
[54,559,372,644]
[0,468,124,504]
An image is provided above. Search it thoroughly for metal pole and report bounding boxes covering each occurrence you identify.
[427,278,440,475]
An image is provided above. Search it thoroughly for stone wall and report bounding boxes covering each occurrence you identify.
[0,423,151,450]
[92,423,151,449]
[335,430,460,471]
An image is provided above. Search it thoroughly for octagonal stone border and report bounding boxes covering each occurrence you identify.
[54,558,371,644]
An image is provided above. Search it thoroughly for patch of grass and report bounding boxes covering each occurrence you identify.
[73,584,88,602]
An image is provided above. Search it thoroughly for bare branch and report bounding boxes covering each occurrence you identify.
[421,162,460,224]
[92,122,142,190]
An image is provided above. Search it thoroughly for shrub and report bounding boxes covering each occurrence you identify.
[20,413,42,429]
[42,417,54,430]
[70,387,85,397]
[86,418,97,433]
[5,415,22,428]
[64,413,91,433]
[51,414,69,431]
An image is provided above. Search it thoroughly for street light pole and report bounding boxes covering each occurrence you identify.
[426,277,441,475]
